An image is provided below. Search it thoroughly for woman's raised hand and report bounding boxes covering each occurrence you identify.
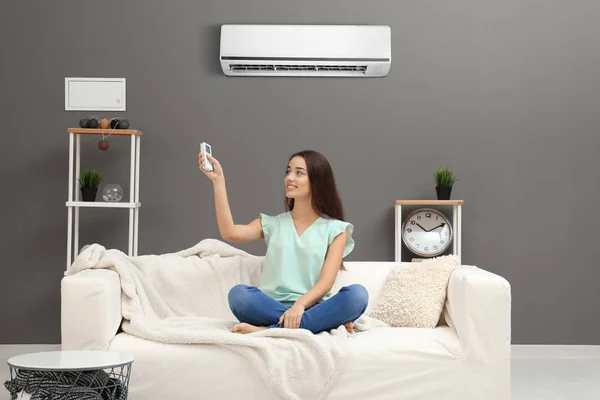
[198,152,224,182]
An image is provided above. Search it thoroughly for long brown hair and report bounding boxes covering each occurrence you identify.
[285,150,348,270]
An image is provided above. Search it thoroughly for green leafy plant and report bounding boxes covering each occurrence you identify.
[435,167,457,187]
[79,168,104,188]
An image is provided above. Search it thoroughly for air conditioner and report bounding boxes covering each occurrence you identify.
[219,24,391,77]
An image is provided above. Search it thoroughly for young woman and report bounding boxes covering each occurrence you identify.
[198,149,368,335]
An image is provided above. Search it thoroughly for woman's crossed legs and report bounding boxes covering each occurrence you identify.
[228,284,369,334]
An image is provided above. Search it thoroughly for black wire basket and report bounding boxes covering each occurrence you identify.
[5,363,132,400]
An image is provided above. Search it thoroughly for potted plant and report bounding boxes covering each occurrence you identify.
[434,167,457,200]
[79,168,104,201]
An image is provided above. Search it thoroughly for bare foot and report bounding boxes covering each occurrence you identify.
[232,323,268,334]
[344,322,354,334]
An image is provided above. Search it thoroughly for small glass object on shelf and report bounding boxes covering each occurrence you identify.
[102,184,123,202]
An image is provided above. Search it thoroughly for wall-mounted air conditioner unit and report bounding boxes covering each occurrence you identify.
[219,24,391,77]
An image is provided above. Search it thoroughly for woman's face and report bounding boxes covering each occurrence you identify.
[285,156,311,199]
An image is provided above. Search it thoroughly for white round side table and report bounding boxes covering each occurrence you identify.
[5,350,134,399]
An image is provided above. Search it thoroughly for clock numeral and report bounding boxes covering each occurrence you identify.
[416,244,420,248]
[433,245,438,250]
[425,213,432,218]
[416,215,422,220]
[436,216,439,220]
[406,228,412,233]
[410,221,416,225]
[440,240,445,244]
[409,237,414,242]
[424,247,429,252]
[443,231,448,236]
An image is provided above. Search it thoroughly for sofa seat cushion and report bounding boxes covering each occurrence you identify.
[334,326,463,399]
[109,332,280,400]
[348,325,461,360]
[109,325,463,400]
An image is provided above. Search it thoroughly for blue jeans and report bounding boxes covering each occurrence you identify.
[228,284,369,334]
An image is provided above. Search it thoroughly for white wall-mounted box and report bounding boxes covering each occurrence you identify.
[65,77,126,111]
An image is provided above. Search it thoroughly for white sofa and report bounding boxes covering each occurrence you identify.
[61,261,511,400]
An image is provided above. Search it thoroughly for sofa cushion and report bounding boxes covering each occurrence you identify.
[331,262,396,314]
[368,255,458,328]
[347,325,461,362]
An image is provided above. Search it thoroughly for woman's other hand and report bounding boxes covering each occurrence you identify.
[278,303,305,329]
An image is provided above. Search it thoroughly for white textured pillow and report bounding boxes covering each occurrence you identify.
[368,255,458,328]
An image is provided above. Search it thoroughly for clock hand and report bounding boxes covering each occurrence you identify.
[427,223,445,232]
[416,223,427,231]
[432,223,446,239]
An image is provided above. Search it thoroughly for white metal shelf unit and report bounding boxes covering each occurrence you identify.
[65,128,142,273]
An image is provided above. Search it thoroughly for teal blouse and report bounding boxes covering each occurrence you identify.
[258,211,355,306]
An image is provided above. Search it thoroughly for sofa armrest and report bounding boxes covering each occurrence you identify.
[444,265,511,397]
[61,269,122,350]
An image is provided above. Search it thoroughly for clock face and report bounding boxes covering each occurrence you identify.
[402,208,452,257]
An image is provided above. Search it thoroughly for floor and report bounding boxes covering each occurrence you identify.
[0,345,598,399]
[511,345,600,400]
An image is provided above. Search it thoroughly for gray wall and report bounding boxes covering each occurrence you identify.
[1,0,599,345]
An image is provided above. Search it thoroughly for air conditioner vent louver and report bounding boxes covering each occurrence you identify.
[230,64,367,73]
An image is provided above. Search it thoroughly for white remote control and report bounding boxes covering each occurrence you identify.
[200,142,213,172]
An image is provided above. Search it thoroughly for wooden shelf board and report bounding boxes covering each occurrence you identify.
[395,200,464,205]
[68,128,142,136]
